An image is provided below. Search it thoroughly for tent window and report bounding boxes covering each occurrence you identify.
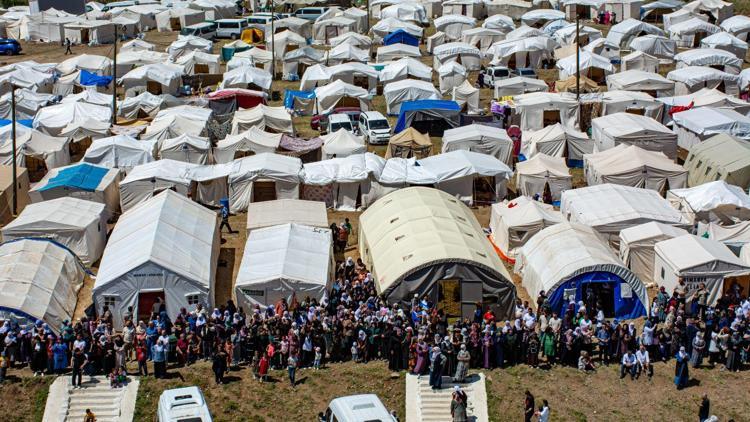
[464,232,474,238]
[660,267,665,280]
[403,253,413,261]
[186,294,201,306]
[103,296,116,308]
[705,166,712,176]
[98,222,102,232]
[390,217,400,224]
[696,160,703,168]
[456,216,467,223]
[395,235,406,241]
[476,252,486,258]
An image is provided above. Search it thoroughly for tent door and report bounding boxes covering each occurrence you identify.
[170,17,181,30]
[576,5,590,19]
[194,63,210,74]
[146,81,163,95]
[543,109,561,126]
[26,156,47,183]
[723,276,750,301]
[234,150,256,160]
[69,137,93,162]
[325,26,338,42]
[138,291,165,322]
[252,181,277,202]
[437,279,461,318]
[81,29,90,44]
[625,107,645,116]
[461,4,467,15]
[583,283,615,318]
[339,96,360,108]
[693,32,707,48]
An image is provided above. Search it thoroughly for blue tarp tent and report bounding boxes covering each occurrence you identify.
[79,70,112,87]
[0,119,33,128]
[384,29,419,47]
[284,90,316,109]
[546,271,647,320]
[394,100,461,135]
[39,163,109,192]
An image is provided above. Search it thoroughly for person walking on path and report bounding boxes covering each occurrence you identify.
[219,201,236,234]
[64,38,73,55]
[524,390,535,422]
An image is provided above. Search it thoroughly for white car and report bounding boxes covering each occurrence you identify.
[158,386,212,422]
[327,113,355,134]
[324,394,397,422]
[359,111,391,145]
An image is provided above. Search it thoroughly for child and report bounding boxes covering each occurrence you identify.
[117,367,127,387]
[351,342,358,363]
[109,367,118,388]
[313,347,322,370]
[136,342,148,376]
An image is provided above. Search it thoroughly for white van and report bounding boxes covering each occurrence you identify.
[293,7,329,21]
[180,23,217,40]
[158,387,212,422]
[327,113,354,134]
[324,394,397,422]
[359,111,391,145]
[215,18,248,39]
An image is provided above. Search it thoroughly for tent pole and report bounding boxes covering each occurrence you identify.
[575,14,580,100]
[10,84,17,216]
[112,24,118,125]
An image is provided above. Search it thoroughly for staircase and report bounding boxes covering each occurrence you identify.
[406,372,488,422]
[43,376,139,422]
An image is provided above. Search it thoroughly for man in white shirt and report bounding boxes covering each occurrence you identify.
[635,344,652,380]
[620,350,637,380]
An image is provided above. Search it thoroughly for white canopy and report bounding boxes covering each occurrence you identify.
[433,42,482,71]
[494,76,548,98]
[618,221,689,286]
[82,135,155,172]
[214,127,281,164]
[516,153,572,200]
[119,159,198,212]
[483,14,516,32]
[520,123,592,161]
[657,88,750,116]
[32,102,111,137]
[556,50,614,79]
[721,15,750,39]
[667,180,750,224]
[383,79,440,115]
[119,63,184,96]
[668,17,721,48]
[376,43,422,62]
[0,239,84,334]
[235,223,332,308]
[221,65,272,91]
[1,197,107,265]
[93,190,219,328]
[158,134,211,165]
[434,14,476,40]
[231,105,293,134]
[56,54,112,76]
[442,124,513,165]
[672,107,750,149]
[521,8,565,26]
[315,79,370,115]
[143,105,211,142]
[246,199,328,233]
[513,92,579,131]
[166,35,213,58]
[489,196,562,259]
[629,34,677,60]
[667,66,740,95]
[584,144,687,191]
[601,90,664,121]
[0,125,69,171]
[379,57,432,83]
[701,32,749,60]
[591,112,678,159]
[320,129,366,159]
[605,69,675,95]
[674,47,742,74]
[606,18,665,48]
[370,17,423,39]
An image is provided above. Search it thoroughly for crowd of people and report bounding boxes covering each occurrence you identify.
[0,255,748,420]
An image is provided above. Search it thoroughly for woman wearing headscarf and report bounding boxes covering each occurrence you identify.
[442,335,455,376]
[674,346,689,390]
[413,339,429,375]
[481,329,492,369]
[726,331,742,372]
[451,386,468,422]
[691,332,705,368]
[454,343,470,383]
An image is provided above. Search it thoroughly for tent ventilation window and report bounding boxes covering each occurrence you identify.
[390,217,400,224]
[465,232,474,238]
[403,253,413,261]
[186,294,201,305]
[476,252,487,258]
[660,268,665,280]
[705,167,712,176]
[103,296,116,308]
[456,216,467,223]
[395,235,406,241]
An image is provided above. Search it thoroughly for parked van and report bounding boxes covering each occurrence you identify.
[323,394,396,422]
[327,113,354,134]
[293,7,329,21]
[359,111,391,145]
[157,387,212,422]
[180,23,217,40]
[215,18,248,39]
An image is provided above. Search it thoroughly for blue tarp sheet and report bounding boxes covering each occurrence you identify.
[40,163,109,192]
[384,29,419,46]
[394,100,461,133]
[284,90,315,109]
[547,271,647,320]
[0,119,33,128]
[79,70,112,87]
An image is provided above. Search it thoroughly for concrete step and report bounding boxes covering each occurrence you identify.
[67,405,121,415]
[68,398,120,407]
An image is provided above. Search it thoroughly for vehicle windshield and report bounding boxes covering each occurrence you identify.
[368,119,389,130]
[179,28,195,36]
[330,122,353,132]
[494,68,509,77]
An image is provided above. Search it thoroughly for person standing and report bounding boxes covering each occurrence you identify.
[287,354,297,387]
[71,348,87,389]
[152,340,167,379]
[83,409,96,422]
[212,349,227,385]
[453,344,470,383]
[64,38,72,55]
[524,390,535,422]
[675,346,690,390]
[535,400,550,422]
[429,346,446,390]
[451,386,468,422]
[699,394,710,422]
[219,201,235,234]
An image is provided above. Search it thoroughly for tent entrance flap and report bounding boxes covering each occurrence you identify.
[252,181,277,202]
[437,279,461,318]
[724,275,750,300]
[138,290,165,322]
[547,272,647,320]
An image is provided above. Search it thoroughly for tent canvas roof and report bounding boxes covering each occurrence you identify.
[246,199,328,231]
[655,234,748,271]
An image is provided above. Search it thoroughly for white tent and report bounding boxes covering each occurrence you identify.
[32,102,111,137]
[433,14,476,40]
[312,16,355,44]
[721,15,750,41]
[701,220,750,248]
[370,17,423,40]
[221,65,272,91]
[119,159,201,212]
[82,135,155,173]
[628,35,677,61]
[618,222,689,286]
[0,89,54,121]
[222,153,302,213]
[142,106,211,142]
[189,0,235,20]
[671,107,750,149]
[591,112,678,159]
[0,239,84,334]
[667,180,750,224]
[330,32,373,48]
[607,70,675,97]
[606,18,665,48]
[554,23,601,46]
[442,0,486,19]
[214,127,281,164]
[674,48,742,74]
[657,88,750,118]
[486,35,556,69]
[326,43,369,65]
[246,199,328,234]
[301,153,385,210]
[29,163,120,217]
[174,51,221,76]
[155,7,204,32]
[514,222,650,319]
[315,79,371,115]
[683,0,733,24]
[114,50,170,75]
[485,0,532,19]
[654,234,748,306]
[620,51,660,73]
[561,183,690,247]
[235,223,333,308]
[1,197,106,265]
[158,134,211,165]
[376,43,422,63]
[118,92,178,120]
[521,8,565,27]
[489,196,562,260]
[56,54,112,76]
[438,61,467,96]
[461,27,506,52]
[516,154,572,200]
[483,14,516,33]
[93,190,219,328]
[701,32,749,60]
[119,63,184,97]
[0,125,69,173]
[584,144,687,191]
[556,50,614,81]
[600,90,664,121]
[452,80,481,115]
[442,124,513,165]
[513,92,579,131]
[380,3,428,23]
[520,123,592,162]
[231,105,293,134]
[379,57,432,84]
[320,128,366,159]
[494,76,548,98]
[166,35,213,59]
[668,17,721,48]
[383,79,440,115]
[433,42,482,71]
[667,66,740,95]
